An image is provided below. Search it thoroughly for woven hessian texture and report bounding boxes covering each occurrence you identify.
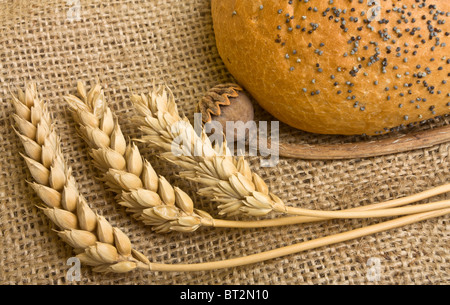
[0,0,449,285]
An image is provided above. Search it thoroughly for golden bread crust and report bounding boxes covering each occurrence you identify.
[212,0,450,135]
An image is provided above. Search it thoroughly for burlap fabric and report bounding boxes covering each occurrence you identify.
[0,0,449,285]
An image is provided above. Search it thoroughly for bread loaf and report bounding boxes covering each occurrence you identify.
[211,0,449,135]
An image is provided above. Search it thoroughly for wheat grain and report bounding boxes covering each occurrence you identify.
[143,207,450,272]
[11,83,149,273]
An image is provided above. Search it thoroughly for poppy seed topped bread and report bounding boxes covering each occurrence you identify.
[211,0,450,135]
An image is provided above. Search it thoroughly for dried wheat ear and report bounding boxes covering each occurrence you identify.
[11,83,450,273]
[11,83,151,273]
[131,84,450,219]
[67,81,450,231]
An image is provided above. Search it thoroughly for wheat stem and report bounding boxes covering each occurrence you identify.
[280,200,450,218]
[137,208,450,272]
[11,83,150,273]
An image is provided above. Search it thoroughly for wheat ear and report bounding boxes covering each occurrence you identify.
[130,85,291,217]
[130,85,450,219]
[11,83,150,273]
